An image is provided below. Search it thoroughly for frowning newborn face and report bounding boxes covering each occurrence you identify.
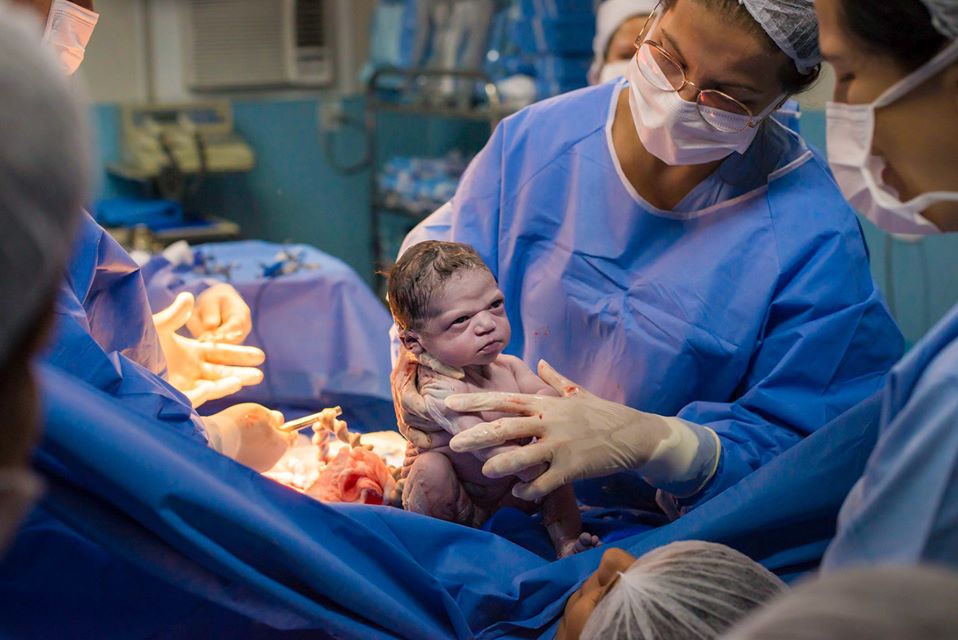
[413,268,511,369]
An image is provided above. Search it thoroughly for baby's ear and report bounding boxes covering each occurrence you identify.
[398,329,424,355]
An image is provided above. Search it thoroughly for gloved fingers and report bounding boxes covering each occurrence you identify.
[199,295,222,331]
[152,292,195,332]
[537,359,587,398]
[210,315,251,344]
[182,378,226,408]
[269,409,285,427]
[199,362,263,386]
[481,441,553,479]
[191,285,252,343]
[512,468,565,502]
[391,350,434,435]
[192,376,245,407]
[449,416,545,453]
[196,341,266,366]
[444,391,542,415]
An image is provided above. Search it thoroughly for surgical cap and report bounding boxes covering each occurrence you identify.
[0,4,89,367]
[722,566,958,640]
[738,0,821,74]
[590,0,658,83]
[580,541,786,640]
[921,0,958,39]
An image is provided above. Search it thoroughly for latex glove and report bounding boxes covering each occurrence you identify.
[188,283,252,344]
[153,292,265,408]
[203,403,294,471]
[446,360,721,502]
[390,347,462,451]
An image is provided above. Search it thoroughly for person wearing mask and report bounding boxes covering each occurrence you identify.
[589,0,657,85]
[0,4,90,553]
[395,0,903,516]
[10,0,294,471]
[811,0,958,570]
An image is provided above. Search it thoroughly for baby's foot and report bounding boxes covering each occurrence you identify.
[558,532,601,558]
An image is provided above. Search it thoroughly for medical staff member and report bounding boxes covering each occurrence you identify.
[812,0,958,570]
[395,0,904,512]
[14,0,293,471]
[0,5,88,555]
[589,0,656,85]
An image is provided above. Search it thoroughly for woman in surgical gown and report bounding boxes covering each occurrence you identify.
[812,0,958,571]
[394,0,905,513]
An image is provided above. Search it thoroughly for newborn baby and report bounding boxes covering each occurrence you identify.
[388,240,597,558]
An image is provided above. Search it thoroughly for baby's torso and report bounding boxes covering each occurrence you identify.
[417,359,525,505]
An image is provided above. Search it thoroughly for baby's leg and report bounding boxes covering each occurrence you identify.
[541,485,600,559]
[402,451,485,527]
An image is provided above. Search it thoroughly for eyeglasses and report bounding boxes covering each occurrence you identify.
[633,7,767,134]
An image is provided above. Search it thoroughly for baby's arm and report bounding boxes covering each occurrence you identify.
[501,355,560,397]
[418,373,485,437]
[419,369,539,477]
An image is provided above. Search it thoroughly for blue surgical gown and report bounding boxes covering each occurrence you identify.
[399,80,904,507]
[43,212,206,442]
[823,301,958,570]
[0,361,885,638]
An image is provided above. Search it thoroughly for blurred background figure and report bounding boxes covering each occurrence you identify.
[0,2,90,553]
[723,566,958,640]
[589,0,656,84]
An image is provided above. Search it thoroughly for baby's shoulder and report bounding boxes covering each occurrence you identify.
[493,354,527,372]
[418,368,469,399]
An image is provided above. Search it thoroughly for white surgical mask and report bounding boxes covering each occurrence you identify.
[598,59,631,85]
[626,45,781,166]
[826,39,958,235]
[0,468,43,555]
[42,0,99,76]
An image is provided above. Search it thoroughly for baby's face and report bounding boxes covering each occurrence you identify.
[416,269,511,368]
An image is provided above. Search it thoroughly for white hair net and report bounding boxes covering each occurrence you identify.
[581,541,786,640]
[738,0,821,74]
[921,0,958,39]
[0,3,89,367]
[721,566,958,640]
[590,0,658,83]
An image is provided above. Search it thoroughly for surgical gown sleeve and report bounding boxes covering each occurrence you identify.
[822,305,958,570]
[677,170,903,506]
[43,213,207,443]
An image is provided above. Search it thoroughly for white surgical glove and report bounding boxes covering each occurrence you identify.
[446,360,721,501]
[153,292,265,408]
[202,403,294,471]
[189,283,252,344]
[390,348,462,451]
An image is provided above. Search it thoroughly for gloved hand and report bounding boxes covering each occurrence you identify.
[203,403,294,472]
[153,292,265,408]
[188,283,252,344]
[446,360,721,501]
[390,347,461,451]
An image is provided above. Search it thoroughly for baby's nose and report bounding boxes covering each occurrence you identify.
[474,312,496,333]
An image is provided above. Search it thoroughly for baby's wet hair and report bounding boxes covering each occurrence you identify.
[387,241,492,331]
